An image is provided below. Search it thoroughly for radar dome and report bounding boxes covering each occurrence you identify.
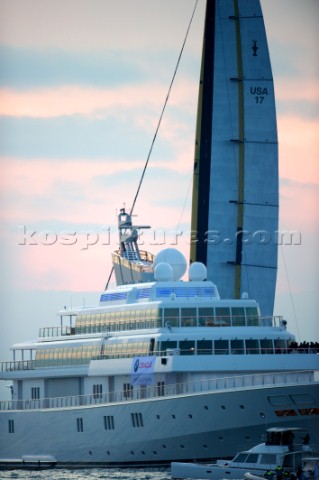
[154,248,187,281]
[154,262,173,282]
[189,262,207,281]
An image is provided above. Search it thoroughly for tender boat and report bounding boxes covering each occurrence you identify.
[171,427,318,479]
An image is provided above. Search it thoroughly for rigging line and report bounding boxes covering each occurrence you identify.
[104,266,114,292]
[280,244,300,341]
[105,1,198,291]
[129,0,199,216]
[175,175,193,243]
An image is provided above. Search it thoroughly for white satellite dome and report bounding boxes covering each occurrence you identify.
[189,262,207,281]
[154,248,187,281]
[154,262,173,282]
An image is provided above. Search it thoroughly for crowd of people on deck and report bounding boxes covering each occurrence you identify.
[288,341,319,353]
[264,461,319,479]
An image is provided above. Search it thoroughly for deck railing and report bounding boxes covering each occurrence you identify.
[1,360,36,372]
[1,345,318,373]
[38,316,283,338]
[0,370,316,412]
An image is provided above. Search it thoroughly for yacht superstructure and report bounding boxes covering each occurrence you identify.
[0,211,318,466]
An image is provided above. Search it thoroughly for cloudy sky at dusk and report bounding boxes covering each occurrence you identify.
[0,0,318,398]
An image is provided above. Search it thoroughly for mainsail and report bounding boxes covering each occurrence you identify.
[190,0,278,316]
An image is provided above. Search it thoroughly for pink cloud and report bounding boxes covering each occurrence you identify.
[0,156,193,228]
[278,115,319,185]
[275,79,319,103]
[0,80,197,118]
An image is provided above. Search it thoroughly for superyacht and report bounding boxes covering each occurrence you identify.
[1,0,319,468]
[0,208,318,466]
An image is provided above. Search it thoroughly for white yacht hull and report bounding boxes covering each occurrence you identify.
[1,382,318,467]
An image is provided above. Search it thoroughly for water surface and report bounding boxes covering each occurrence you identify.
[0,467,171,480]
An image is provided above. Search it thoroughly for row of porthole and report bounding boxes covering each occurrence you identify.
[103,435,253,457]
[80,403,259,436]
[154,403,248,420]
[129,444,207,455]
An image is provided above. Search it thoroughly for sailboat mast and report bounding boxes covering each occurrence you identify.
[190,0,215,266]
[233,0,245,300]
[190,0,279,317]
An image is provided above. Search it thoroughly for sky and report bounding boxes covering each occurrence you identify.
[0,0,318,399]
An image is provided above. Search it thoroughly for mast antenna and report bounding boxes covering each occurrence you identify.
[105,1,199,290]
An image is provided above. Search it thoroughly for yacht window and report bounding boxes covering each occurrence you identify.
[157,381,165,396]
[246,307,259,326]
[157,309,163,327]
[93,384,102,399]
[274,339,287,353]
[290,393,315,405]
[245,339,259,354]
[35,350,42,367]
[123,383,133,399]
[297,408,319,415]
[215,307,231,326]
[104,415,115,430]
[260,339,274,354]
[259,454,277,464]
[268,395,291,407]
[231,307,245,326]
[180,340,195,355]
[214,340,229,355]
[8,419,14,434]
[245,454,259,463]
[131,412,144,428]
[76,418,84,432]
[149,337,156,355]
[76,308,164,332]
[31,387,40,400]
[181,308,197,327]
[152,308,163,328]
[231,339,244,354]
[275,409,297,417]
[197,340,212,355]
[283,453,302,468]
[161,341,177,354]
[233,453,249,463]
[144,309,151,326]
[198,308,214,326]
[164,308,179,327]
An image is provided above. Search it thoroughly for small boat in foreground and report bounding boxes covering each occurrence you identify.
[171,428,318,479]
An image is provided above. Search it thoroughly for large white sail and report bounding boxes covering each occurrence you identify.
[190,0,278,316]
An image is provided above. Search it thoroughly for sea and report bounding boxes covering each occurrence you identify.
[0,468,172,480]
